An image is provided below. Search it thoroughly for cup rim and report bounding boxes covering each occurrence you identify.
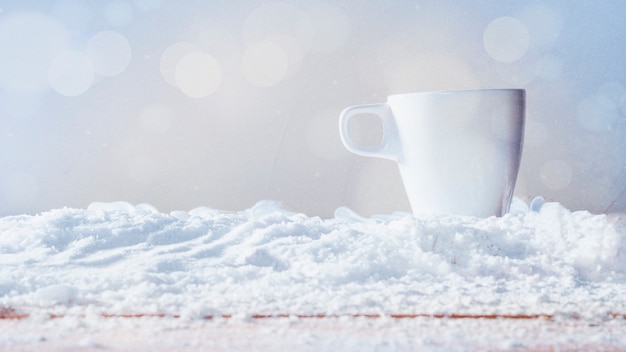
[388,88,525,100]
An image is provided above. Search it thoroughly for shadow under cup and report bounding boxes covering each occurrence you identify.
[339,89,525,218]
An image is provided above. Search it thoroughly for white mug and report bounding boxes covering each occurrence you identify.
[339,89,525,217]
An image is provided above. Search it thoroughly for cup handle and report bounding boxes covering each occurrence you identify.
[339,103,401,162]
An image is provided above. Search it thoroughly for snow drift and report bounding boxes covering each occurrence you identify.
[0,199,625,319]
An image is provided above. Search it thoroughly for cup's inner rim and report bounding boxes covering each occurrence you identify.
[388,88,525,100]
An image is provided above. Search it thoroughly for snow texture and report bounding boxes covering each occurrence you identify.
[1,198,625,321]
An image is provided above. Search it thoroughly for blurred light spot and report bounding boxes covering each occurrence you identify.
[267,34,305,77]
[48,50,94,96]
[242,2,313,51]
[241,41,288,87]
[140,105,172,134]
[105,0,133,27]
[576,93,621,132]
[51,0,92,32]
[537,54,563,81]
[483,17,529,63]
[133,0,163,12]
[0,12,70,92]
[540,160,572,190]
[86,30,132,77]
[242,2,312,78]
[305,3,351,53]
[175,52,221,98]
[194,30,241,94]
[160,42,200,86]
[1,172,39,209]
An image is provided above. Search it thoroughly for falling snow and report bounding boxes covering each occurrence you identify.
[1,2,626,349]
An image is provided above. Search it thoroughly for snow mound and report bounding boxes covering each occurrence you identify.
[0,199,625,318]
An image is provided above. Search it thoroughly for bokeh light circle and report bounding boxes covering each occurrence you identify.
[175,52,221,98]
[241,41,289,87]
[242,2,312,80]
[0,12,70,92]
[540,160,573,190]
[242,2,313,51]
[160,42,200,87]
[48,51,94,96]
[86,30,132,77]
[483,16,529,63]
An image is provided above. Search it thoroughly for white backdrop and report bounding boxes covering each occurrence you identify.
[1,0,625,217]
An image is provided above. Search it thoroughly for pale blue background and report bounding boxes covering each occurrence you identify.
[0,0,625,217]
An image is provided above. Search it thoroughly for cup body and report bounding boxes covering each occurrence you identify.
[339,89,525,217]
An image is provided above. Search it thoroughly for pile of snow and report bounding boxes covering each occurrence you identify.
[0,199,625,319]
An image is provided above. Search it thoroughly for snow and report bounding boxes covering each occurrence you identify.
[1,199,626,350]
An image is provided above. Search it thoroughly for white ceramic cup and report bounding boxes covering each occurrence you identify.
[339,89,525,217]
